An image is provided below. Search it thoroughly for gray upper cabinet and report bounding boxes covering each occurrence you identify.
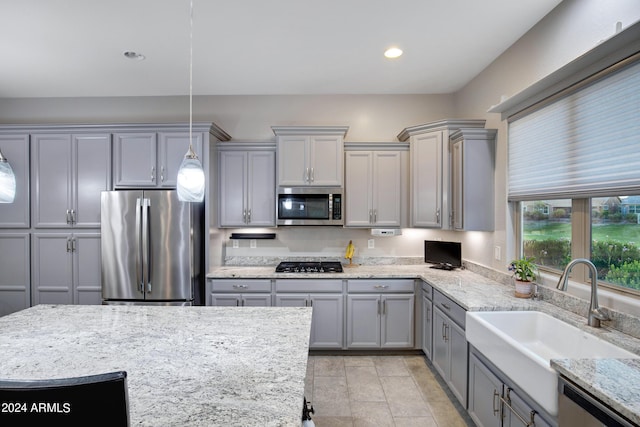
[32,133,111,228]
[273,126,348,187]
[113,131,203,188]
[450,129,496,231]
[397,120,486,229]
[0,134,30,228]
[219,148,275,227]
[345,150,402,227]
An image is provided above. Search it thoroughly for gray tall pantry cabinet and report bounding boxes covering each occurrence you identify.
[0,123,230,316]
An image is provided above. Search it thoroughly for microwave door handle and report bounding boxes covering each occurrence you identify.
[135,198,143,294]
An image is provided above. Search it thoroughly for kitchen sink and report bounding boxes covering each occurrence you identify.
[465,310,638,417]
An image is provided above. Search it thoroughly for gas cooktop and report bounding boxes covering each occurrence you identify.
[275,261,344,273]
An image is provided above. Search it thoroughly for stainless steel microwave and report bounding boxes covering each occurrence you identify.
[277,187,343,226]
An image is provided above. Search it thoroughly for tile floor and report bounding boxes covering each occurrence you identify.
[304,354,475,427]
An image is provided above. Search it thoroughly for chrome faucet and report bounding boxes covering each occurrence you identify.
[557,258,611,327]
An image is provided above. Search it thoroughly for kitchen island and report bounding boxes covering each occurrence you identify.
[0,304,312,426]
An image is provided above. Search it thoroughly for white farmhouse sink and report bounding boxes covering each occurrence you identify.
[465,310,638,417]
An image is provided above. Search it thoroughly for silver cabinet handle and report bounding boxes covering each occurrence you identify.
[377,300,381,315]
[369,209,373,223]
[382,300,386,315]
[373,209,377,224]
[71,237,76,252]
[440,302,451,311]
[151,166,155,182]
[310,167,314,182]
[305,168,310,183]
[232,284,248,289]
[243,209,247,223]
[160,166,165,182]
[436,209,440,223]
[66,209,71,225]
[66,237,72,252]
[493,389,501,416]
[247,209,251,223]
[70,209,76,225]
[374,285,389,289]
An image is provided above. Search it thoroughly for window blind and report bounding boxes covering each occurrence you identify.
[508,57,640,201]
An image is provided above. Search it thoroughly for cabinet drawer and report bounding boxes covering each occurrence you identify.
[210,279,271,293]
[421,281,433,300]
[275,279,343,293]
[347,279,414,293]
[434,290,465,328]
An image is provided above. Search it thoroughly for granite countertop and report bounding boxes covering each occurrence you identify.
[0,304,312,426]
[208,263,640,422]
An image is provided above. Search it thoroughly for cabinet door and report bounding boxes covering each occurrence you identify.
[0,135,30,228]
[73,232,102,305]
[449,319,468,406]
[158,132,203,188]
[113,133,157,187]
[277,136,308,186]
[32,134,73,228]
[422,295,433,359]
[372,151,401,227]
[219,151,247,226]
[381,294,414,348]
[242,294,272,307]
[74,134,111,228]
[211,293,241,306]
[432,307,449,380]
[345,151,373,226]
[309,293,343,349]
[468,353,503,427]
[504,388,552,427]
[346,294,381,348]
[309,135,343,186]
[32,233,73,305]
[246,151,275,226]
[0,232,30,316]
[411,132,442,227]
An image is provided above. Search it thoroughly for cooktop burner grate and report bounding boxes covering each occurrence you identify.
[275,261,344,273]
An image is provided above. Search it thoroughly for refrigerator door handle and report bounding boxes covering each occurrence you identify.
[135,198,144,294]
[141,197,152,293]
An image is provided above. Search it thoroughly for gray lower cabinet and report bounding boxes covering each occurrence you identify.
[469,348,554,427]
[207,279,272,307]
[421,281,433,360]
[0,232,30,316]
[31,231,102,305]
[346,280,415,349]
[432,290,468,407]
[275,279,344,349]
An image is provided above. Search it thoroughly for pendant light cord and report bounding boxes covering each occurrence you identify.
[188,0,194,156]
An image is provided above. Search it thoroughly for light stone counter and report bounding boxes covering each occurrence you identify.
[208,263,640,421]
[0,304,312,426]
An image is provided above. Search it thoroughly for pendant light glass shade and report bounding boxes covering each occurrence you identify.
[0,149,16,204]
[177,145,205,202]
[177,0,205,202]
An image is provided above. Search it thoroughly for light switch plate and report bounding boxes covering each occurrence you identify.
[232,240,239,249]
[368,239,375,249]
[250,239,257,249]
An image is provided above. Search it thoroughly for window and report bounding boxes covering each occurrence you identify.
[509,52,640,297]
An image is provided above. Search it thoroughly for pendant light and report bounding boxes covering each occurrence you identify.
[177,0,205,202]
[0,148,16,204]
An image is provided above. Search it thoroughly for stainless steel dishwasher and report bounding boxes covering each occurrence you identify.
[558,377,637,427]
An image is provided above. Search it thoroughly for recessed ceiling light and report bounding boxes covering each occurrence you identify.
[123,51,145,61]
[384,47,403,59]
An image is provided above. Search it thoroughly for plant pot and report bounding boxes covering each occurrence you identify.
[514,279,533,298]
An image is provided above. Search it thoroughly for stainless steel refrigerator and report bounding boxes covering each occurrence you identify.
[100,190,203,305]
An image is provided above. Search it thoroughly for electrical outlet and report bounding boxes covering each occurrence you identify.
[494,246,501,261]
[368,239,375,249]
[232,240,239,249]
[250,239,257,249]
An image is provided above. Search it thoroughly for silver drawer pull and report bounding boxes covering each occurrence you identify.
[232,284,248,289]
[440,302,451,310]
[374,285,389,289]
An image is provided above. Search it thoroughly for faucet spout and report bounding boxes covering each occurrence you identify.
[556,258,611,328]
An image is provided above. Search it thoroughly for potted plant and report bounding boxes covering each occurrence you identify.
[509,256,537,298]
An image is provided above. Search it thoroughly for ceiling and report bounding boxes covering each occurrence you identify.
[0,0,562,98]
